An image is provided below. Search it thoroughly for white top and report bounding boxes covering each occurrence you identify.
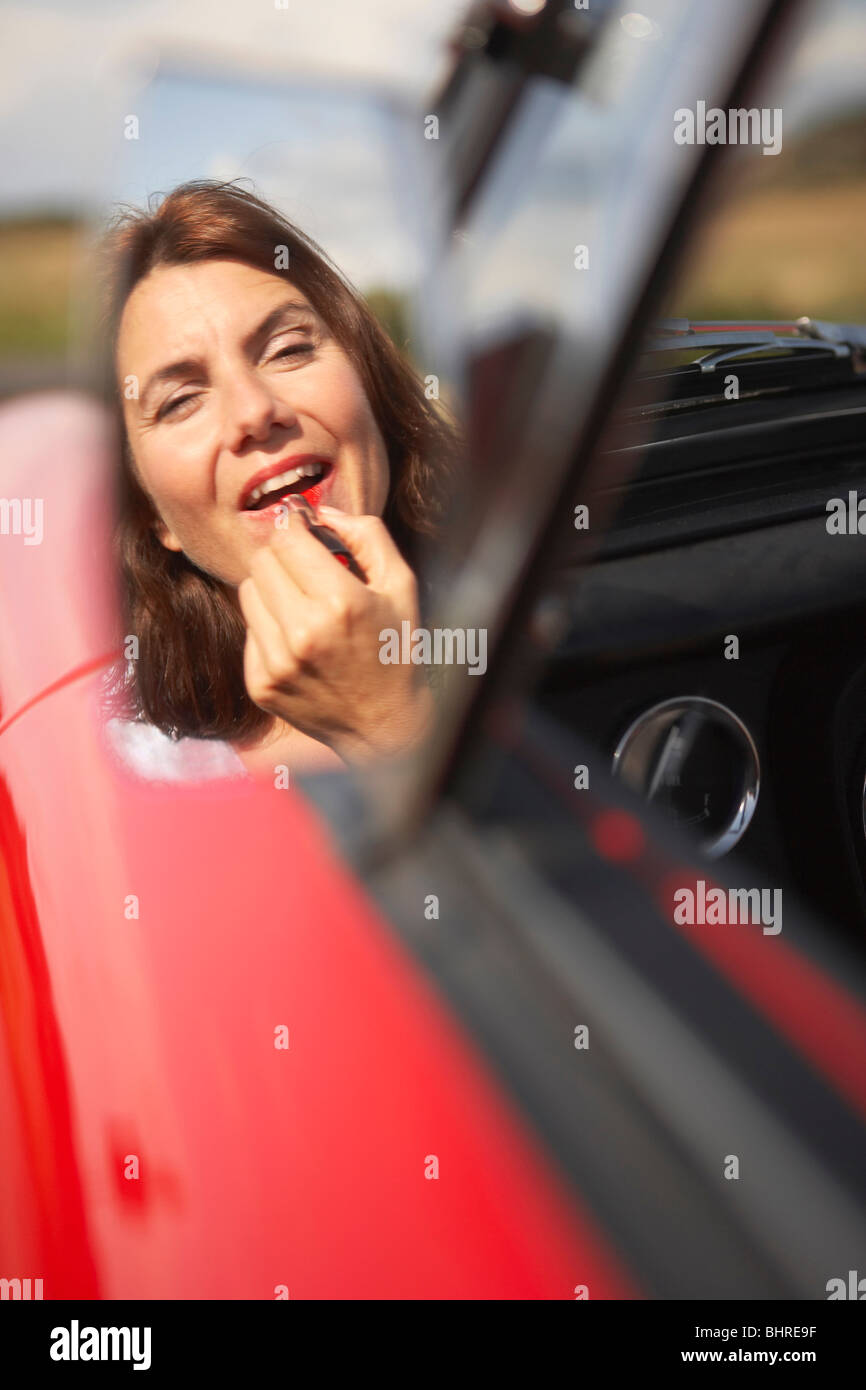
[103,715,249,784]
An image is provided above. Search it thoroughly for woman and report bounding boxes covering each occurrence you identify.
[99,179,457,780]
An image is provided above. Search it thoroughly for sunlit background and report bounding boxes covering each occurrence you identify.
[0,0,465,393]
[666,0,866,323]
[0,0,864,397]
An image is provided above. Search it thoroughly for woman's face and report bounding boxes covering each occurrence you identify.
[116,258,390,586]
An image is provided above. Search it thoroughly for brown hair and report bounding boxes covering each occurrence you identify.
[99,179,458,743]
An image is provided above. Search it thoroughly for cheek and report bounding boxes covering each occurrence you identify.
[130,434,206,515]
[319,359,384,450]
[313,363,390,500]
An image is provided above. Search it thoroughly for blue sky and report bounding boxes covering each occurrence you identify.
[103,69,444,291]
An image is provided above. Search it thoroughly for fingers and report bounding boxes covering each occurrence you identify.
[268,509,362,598]
[244,543,311,637]
[237,573,293,676]
[240,507,419,694]
[241,551,342,671]
[316,507,416,595]
[242,625,273,710]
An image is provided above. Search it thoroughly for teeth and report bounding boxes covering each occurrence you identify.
[245,462,324,507]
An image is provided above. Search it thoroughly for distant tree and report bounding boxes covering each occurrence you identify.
[364,287,411,357]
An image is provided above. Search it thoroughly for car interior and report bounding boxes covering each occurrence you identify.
[441,0,866,958]
[537,328,866,951]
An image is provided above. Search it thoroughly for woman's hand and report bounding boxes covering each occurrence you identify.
[237,505,432,762]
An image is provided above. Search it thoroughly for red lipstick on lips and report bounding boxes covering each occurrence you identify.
[296,474,328,509]
[238,455,333,513]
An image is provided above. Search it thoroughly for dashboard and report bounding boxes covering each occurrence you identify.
[538,508,866,951]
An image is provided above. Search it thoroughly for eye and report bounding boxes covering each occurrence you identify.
[271,342,314,363]
[158,393,198,421]
[267,323,317,362]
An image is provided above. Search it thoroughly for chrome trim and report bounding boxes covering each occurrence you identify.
[694,339,849,374]
[645,324,851,373]
[611,696,760,858]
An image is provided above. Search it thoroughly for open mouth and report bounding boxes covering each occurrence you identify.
[240,459,332,511]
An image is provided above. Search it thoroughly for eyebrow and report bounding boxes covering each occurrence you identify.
[137,297,315,414]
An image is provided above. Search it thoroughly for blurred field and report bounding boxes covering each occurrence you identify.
[667,180,866,323]
[0,215,416,400]
[0,216,80,356]
[1,109,864,392]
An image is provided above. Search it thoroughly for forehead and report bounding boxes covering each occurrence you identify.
[116,259,314,363]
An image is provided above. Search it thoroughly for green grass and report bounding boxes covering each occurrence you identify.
[0,217,80,356]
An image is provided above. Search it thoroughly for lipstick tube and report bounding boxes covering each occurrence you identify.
[284,494,367,582]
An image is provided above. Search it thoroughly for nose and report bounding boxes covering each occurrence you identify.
[221,364,298,453]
